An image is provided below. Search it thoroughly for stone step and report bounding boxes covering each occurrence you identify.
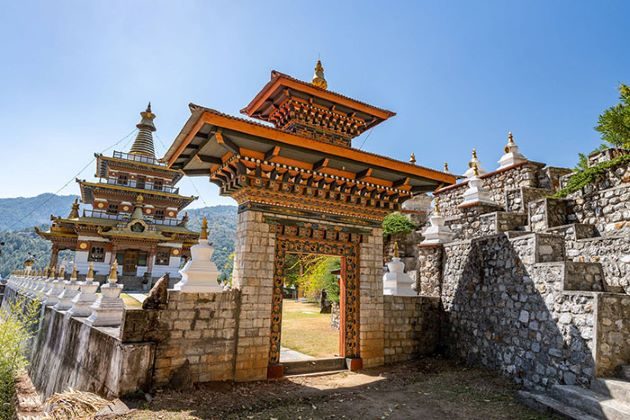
[562,261,605,292]
[591,378,630,404]
[619,365,630,381]
[546,223,599,240]
[517,390,599,420]
[551,384,630,419]
[282,357,346,375]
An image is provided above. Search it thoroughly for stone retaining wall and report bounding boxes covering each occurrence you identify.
[566,236,630,293]
[442,234,597,390]
[1,286,154,399]
[596,293,630,376]
[383,296,440,364]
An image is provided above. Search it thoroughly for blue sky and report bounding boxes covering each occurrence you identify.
[0,1,628,207]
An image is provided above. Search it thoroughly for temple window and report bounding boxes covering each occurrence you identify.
[106,203,118,214]
[137,176,146,189]
[117,174,129,185]
[153,179,163,191]
[156,251,170,265]
[154,209,165,220]
[88,246,105,262]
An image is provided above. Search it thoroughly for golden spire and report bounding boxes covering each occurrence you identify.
[200,216,208,240]
[472,148,478,159]
[68,198,80,219]
[473,162,480,177]
[87,262,94,280]
[505,131,515,153]
[129,103,157,158]
[108,261,119,283]
[393,241,399,258]
[434,196,441,215]
[443,162,450,173]
[311,59,328,90]
[49,266,56,278]
[70,264,78,281]
[58,265,66,280]
[409,152,416,164]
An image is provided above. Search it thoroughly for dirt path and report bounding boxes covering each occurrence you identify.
[122,356,556,420]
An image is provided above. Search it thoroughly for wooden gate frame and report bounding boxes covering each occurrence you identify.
[267,221,363,376]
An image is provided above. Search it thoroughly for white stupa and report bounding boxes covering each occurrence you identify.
[68,263,99,317]
[383,242,417,296]
[86,261,125,327]
[498,131,527,169]
[463,149,488,178]
[421,197,454,245]
[460,164,496,207]
[174,216,222,293]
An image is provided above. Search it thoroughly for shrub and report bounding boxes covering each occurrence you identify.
[382,212,416,236]
[0,297,40,418]
[553,153,630,198]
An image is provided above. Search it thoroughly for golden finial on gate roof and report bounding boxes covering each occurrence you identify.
[393,241,399,258]
[409,152,416,164]
[312,59,328,90]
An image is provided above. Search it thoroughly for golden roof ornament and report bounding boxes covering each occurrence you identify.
[311,59,328,90]
[136,194,144,204]
[200,216,209,240]
[393,241,399,258]
[70,265,78,281]
[409,153,416,164]
[68,198,80,219]
[443,162,450,173]
[58,265,66,280]
[473,162,480,177]
[108,261,119,283]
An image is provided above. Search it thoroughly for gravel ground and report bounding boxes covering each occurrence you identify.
[121,356,556,420]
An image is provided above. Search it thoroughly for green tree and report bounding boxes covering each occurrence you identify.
[382,212,416,236]
[596,84,630,149]
[295,256,340,302]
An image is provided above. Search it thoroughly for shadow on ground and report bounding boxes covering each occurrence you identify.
[121,356,560,420]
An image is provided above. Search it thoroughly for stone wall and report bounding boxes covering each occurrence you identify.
[595,293,630,376]
[566,236,630,293]
[383,296,440,364]
[1,286,154,399]
[122,290,241,386]
[435,161,546,218]
[441,234,597,390]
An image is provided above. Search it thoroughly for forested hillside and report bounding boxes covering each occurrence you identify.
[0,194,237,278]
[0,193,78,231]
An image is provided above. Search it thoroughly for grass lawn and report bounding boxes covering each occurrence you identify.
[281,299,339,358]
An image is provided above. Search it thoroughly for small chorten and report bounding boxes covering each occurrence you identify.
[130,195,145,220]
[409,153,417,164]
[54,264,79,311]
[421,197,455,245]
[68,262,99,317]
[174,216,222,293]
[86,261,125,327]
[311,60,328,90]
[498,131,527,169]
[44,265,63,306]
[129,103,157,158]
[383,241,416,296]
[463,149,487,178]
[459,164,496,207]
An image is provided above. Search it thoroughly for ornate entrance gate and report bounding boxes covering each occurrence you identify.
[163,63,456,380]
[268,222,362,365]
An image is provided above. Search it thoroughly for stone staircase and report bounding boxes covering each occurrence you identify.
[519,365,630,419]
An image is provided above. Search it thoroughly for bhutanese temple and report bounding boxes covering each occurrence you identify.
[36,104,199,288]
